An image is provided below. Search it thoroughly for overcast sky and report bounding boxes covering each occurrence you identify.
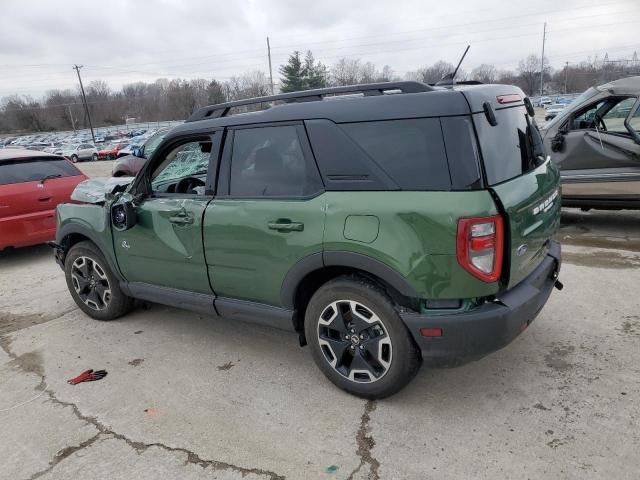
[0,0,638,98]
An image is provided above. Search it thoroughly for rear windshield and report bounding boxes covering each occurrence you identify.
[475,105,546,185]
[0,158,82,185]
[339,118,451,190]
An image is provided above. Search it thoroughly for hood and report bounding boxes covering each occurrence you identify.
[70,176,133,204]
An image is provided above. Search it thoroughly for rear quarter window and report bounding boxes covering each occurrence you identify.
[0,158,82,185]
[339,118,451,190]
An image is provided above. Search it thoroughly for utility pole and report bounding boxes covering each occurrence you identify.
[67,105,76,132]
[266,36,275,95]
[539,22,546,99]
[564,61,569,94]
[72,64,96,144]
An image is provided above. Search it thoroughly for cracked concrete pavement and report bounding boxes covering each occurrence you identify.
[1,203,640,479]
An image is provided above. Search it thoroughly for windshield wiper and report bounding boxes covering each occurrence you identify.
[40,174,62,184]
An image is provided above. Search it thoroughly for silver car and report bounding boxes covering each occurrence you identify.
[55,143,98,163]
[542,76,640,210]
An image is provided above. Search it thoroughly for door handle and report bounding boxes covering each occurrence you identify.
[38,197,52,202]
[267,219,304,232]
[169,213,194,225]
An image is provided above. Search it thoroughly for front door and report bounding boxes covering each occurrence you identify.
[113,135,217,293]
[555,96,640,199]
[203,124,326,306]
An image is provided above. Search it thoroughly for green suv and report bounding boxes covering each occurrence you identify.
[51,81,562,398]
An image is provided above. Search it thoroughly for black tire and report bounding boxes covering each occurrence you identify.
[70,155,79,163]
[92,153,98,161]
[64,241,133,321]
[304,276,421,399]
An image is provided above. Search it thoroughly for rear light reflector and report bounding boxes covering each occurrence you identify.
[496,94,521,104]
[420,328,443,337]
[456,215,504,283]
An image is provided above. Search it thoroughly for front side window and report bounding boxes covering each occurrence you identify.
[570,101,604,130]
[0,159,82,185]
[151,140,212,194]
[229,125,322,197]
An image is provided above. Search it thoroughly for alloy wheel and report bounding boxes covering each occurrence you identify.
[317,300,392,383]
[70,256,111,311]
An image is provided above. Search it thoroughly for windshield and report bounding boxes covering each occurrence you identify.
[144,130,168,158]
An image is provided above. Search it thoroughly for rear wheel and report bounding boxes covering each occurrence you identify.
[64,241,133,321]
[304,276,421,399]
[92,153,98,161]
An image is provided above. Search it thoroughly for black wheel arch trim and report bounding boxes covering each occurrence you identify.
[280,250,419,310]
[55,223,124,282]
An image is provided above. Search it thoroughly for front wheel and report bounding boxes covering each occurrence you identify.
[92,153,98,161]
[70,155,79,163]
[304,276,421,399]
[64,241,133,321]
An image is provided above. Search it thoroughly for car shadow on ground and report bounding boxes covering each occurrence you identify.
[0,244,52,266]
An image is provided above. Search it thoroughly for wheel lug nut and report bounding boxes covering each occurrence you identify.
[359,345,364,350]
[345,335,350,340]
[350,345,355,350]
[360,334,364,339]
[350,329,355,333]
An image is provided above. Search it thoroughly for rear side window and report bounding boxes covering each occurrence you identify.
[474,105,545,185]
[0,159,82,185]
[229,125,322,197]
[340,119,451,190]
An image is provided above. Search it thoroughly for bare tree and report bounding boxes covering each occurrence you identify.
[471,64,498,84]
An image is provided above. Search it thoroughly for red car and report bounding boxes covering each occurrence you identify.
[0,149,87,250]
[97,141,129,161]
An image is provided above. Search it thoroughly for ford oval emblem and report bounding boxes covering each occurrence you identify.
[516,244,528,257]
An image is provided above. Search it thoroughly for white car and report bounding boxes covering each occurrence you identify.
[544,104,566,121]
[55,143,98,163]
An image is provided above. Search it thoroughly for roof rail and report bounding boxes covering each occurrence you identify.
[185,81,434,123]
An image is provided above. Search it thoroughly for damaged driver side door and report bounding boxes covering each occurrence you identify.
[112,134,219,294]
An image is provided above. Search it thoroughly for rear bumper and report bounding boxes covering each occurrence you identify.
[402,240,561,367]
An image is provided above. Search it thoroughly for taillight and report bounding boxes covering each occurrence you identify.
[456,215,504,283]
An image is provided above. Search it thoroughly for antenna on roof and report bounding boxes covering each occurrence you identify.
[436,45,470,86]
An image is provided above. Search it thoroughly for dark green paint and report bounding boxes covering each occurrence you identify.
[490,160,561,288]
[56,167,559,308]
[203,197,326,305]
[112,197,212,293]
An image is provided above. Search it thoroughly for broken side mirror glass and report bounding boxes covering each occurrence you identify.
[111,196,137,231]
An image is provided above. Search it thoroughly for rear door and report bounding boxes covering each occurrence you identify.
[203,123,326,306]
[473,102,561,288]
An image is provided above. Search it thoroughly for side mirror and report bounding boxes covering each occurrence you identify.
[133,146,145,158]
[111,200,137,231]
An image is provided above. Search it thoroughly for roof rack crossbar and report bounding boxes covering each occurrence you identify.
[185,81,433,122]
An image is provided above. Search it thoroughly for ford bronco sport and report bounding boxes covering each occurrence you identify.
[51,81,562,398]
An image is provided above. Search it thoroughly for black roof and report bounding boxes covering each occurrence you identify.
[168,81,525,138]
